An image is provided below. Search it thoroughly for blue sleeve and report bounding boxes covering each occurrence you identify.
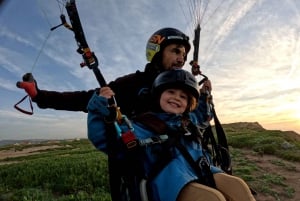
[87,92,111,154]
[193,93,213,127]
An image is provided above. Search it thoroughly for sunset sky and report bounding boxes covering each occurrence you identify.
[0,0,299,140]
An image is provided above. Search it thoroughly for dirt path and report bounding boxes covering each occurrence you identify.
[238,149,300,201]
[0,145,61,165]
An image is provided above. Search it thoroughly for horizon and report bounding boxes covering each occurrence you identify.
[1,121,299,142]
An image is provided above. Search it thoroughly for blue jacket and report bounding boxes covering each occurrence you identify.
[87,92,221,201]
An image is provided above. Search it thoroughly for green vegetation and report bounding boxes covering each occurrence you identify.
[0,139,111,201]
[0,124,299,201]
[231,148,297,200]
[224,123,299,200]
[224,123,300,162]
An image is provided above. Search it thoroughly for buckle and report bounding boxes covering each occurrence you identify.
[121,130,138,149]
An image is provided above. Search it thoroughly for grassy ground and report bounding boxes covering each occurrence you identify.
[0,123,299,201]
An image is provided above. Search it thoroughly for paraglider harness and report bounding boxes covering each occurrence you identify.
[103,70,232,200]
[15,1,232,200]
[107,112,221,201]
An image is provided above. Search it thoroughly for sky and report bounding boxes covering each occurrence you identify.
[0,0,299,140]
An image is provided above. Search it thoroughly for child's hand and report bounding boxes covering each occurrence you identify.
[200,79,212,94]
[99,87,115,99]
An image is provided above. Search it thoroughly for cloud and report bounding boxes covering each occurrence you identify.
[0,26,34,47]
[0,48,25,75]
[1,0,300,140]
[0,109,87,140]
[0,77,18,91]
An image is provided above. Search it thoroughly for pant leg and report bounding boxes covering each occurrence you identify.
[214,173,256,201]
[177,182,227,201]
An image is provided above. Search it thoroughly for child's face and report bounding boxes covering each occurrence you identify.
[160,88,188,114]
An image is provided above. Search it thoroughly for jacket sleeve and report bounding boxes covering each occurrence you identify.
[193,93,213,127]
[32,70,150,116]
[87,92,111,153]
[33,89,97,112]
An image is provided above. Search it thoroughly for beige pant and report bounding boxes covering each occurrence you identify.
[177,173,256,201]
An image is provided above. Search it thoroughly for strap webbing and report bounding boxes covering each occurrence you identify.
[174,141,216,188]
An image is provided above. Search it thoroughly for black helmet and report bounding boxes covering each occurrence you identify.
[152,69,199,100]
[146,28,191,62]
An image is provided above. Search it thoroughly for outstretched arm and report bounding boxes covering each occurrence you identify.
[17,73,97,112]
[34,89,95,112]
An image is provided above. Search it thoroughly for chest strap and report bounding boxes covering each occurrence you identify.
[139,135,168,147]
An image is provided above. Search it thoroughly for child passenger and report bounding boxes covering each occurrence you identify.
[87,69,256,201]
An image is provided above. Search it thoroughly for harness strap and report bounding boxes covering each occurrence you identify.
[212,106,229,150]
[115,112,220,199]
[139,135,168,147]
[211,106,232,174]
[133,112,167,134]
[122,130,138,149]
[174,141,216,188]
[134,114,217,188]
[103,108,125,201]
[140,179,150,201]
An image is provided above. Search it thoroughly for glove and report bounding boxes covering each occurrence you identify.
[16,73,38,98]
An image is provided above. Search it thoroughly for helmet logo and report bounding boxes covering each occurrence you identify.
[149,34,165,45]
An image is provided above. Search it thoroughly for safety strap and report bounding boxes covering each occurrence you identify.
[139,135,168,147]
[133,112,228,175]
[132,113,216,188]
[174,140,216,188]
[212,106,229,150]
[133,112,168,134]
[115,112,168,151]
[116,119,169,149]
[211,105,232,174]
